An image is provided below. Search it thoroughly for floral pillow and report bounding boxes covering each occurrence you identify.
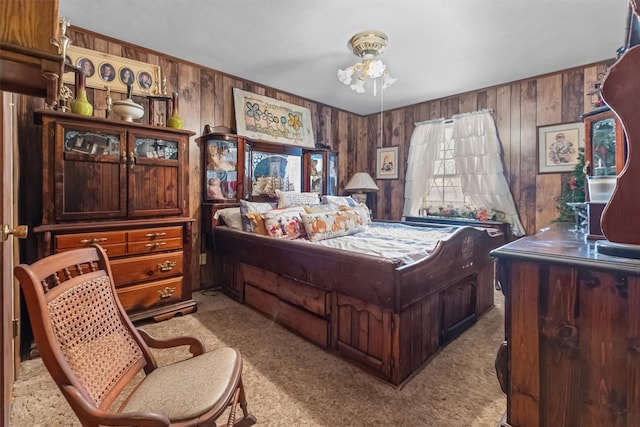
[275,190,320,208]
[339,203,372,226]
[300,210,366,241]
[262,206,306,239]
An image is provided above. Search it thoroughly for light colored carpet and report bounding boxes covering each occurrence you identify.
[10,289,506,426]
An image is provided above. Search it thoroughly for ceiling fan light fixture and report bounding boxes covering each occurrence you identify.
[338,30,396,95]
[349,30,388,58]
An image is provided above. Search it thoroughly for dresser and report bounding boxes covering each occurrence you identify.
[492,223,640,427]
[32,110,196,321]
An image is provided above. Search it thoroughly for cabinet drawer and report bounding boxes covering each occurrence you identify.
[277,298,329,348]
[58,243,127,257]
[245,284,329,348]
[128,237,183,254]
[242,263,278,295]
[56,231,126,250]
[110,252,183,287]
[116,277,183,313]
[128,226,182,242]
[277,275,328,317]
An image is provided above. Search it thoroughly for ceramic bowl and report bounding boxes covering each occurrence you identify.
[112,99,144,122]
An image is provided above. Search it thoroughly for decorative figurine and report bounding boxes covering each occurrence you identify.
[156,110,165,126]
[104,85,113,118]
[50,17,72,110]
[57,85,73,113]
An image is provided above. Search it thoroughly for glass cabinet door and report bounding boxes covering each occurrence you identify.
[583,107,625,177]
[303,150,338,195]
[204,136,241,202]
[56,122,127,220]
[129,130,184,217]
[327,151,338,196]
[308,152,324,194]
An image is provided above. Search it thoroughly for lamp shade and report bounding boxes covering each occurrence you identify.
[344,172,379,192]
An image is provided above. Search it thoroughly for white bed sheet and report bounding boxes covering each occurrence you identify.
[304,222,458,265]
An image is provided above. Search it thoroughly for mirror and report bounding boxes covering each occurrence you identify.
[250,150,301,196]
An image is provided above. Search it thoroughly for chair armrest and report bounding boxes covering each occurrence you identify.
[137,328,205,356]
[61,384,170,426]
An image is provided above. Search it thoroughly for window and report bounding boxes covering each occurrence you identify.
[424,123,471,209]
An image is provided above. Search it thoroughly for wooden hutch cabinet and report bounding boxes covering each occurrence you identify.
[492,223,640,427]
[32,110,197,321]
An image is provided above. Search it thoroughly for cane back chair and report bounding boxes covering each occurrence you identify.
[14,244,256,427]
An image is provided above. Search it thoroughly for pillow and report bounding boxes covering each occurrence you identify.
[275,189,320,208]
[245,212,268,236]
[303,204,338,214]
[262,206,306,239]
[340,203,372,226]
[321,195,358,209]
[213,207,243,230]
[300,210,367,241]
[239,199,277,232]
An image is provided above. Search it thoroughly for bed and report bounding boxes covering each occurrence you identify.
[211,207,506,388]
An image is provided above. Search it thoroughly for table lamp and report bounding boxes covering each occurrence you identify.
[344,172,379,204]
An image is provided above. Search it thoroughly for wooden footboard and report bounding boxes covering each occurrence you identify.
[214,224,503,387]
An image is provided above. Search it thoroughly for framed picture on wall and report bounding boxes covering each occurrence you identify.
[537,122,585,173]
[63,45,164,97]
[233,88,315,148]
[376,146,399,179]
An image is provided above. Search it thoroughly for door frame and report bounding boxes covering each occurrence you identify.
[1,91,17,427]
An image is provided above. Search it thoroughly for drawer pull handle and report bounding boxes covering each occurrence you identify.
[145,232,167,238]
[157,286,176,299]
[145,242,167,249]
[79,237,108,244]
[157,260,177,272]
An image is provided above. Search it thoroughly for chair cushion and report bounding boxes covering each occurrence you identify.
[120,347,240,421]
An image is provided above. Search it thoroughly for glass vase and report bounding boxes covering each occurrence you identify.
[70,71,93,117]
[167,91,183,129]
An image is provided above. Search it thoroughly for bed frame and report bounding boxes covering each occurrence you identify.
[213,222,505,387]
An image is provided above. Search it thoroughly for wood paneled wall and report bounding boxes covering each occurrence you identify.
[368,61,612,233]
[59,27,612,289]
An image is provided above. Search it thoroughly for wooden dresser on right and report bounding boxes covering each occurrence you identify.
[492,223,640,427]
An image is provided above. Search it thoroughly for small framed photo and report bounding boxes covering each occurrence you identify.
[537,122,585,174]
[376,146,399,179]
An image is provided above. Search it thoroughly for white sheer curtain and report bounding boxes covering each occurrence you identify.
[451,110,525,236]
[402,119,445,217]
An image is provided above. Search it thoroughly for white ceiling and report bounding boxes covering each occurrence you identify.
[59,0,630,116]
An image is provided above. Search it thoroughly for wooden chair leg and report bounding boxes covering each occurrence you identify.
[234,378,256,427]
